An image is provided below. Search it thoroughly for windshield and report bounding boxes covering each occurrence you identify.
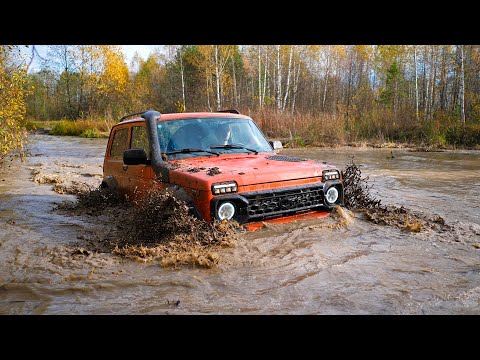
[157,117,273,159]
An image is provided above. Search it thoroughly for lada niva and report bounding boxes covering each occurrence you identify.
[102,110,343,227]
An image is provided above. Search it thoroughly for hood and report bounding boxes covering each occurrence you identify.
[168,153,339,191]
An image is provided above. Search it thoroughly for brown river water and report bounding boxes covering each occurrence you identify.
[1,134,479,314]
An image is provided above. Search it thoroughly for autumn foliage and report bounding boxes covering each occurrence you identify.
[2,45,480,157]
[0,46,31,158]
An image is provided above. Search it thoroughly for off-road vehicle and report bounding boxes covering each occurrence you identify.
[102,110,343,228]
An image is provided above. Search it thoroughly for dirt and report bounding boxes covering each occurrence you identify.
[207,167,221,176]
[187,167,202,173]
[57,187,240,268]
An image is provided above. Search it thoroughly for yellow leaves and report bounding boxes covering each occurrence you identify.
[332,45,348,59]
[0,46,29,157]
[95,45,129,96]
[353,45,373,61]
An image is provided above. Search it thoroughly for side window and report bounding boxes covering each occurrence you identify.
[131,126,150,159]
[110,128,129,159]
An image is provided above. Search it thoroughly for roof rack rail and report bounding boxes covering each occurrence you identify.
[118,111,147,123]
[216,109,240,114]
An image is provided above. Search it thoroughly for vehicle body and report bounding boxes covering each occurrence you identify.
[102,110,344,227]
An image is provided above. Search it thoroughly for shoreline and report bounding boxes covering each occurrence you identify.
[282,142,480,152]
[27,129,480,153]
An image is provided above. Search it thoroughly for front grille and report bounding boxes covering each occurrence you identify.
[243,185,324,218]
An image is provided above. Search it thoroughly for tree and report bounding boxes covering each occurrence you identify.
[0,46,31,158]
[379,61,401,109]
[458,45,466,125]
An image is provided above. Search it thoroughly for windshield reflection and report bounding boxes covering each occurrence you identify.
[157,117,273,159]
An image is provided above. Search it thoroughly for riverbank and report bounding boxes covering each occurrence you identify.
[26,120,111,138]
[25,117,480,150]
[282,141,480,152]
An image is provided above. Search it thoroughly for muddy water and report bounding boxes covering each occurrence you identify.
[1,135,479,314]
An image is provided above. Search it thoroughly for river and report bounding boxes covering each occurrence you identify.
[1,134,479,314]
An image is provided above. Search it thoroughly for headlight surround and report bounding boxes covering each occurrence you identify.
[325,187,339,204]
[218,202,236,220]
[212,181,238,195]
[322,169,340,181]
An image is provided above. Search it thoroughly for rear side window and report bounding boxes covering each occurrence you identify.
[110,128,129,159]
[131,126,150,159]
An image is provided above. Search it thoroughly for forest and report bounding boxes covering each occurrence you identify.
[2,45,480,157]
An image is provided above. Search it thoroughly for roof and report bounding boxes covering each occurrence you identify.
[116,111,252,126]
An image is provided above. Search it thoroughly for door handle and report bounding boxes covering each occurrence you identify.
[123,165,128,171]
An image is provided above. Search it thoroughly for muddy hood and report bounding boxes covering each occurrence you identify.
[168,153,338,191]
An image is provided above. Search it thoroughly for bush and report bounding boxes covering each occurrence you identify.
[80,128,100,138]
[49,119,112,137]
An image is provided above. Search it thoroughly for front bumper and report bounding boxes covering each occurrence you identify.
[210,181,343,224]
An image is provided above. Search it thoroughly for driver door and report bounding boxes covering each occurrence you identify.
[125,125,155,200]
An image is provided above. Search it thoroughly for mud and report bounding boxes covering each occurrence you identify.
[342,161,451,234]
[1,135,480,314]
[206,167,221,176]
[58,187,239,268]
[187,167,202,173]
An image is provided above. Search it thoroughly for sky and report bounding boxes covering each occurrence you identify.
[22,45,162,71]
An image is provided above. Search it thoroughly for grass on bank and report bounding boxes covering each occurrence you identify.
[250,109,480,149]
[26,111,480,148]
[26,119,113,138]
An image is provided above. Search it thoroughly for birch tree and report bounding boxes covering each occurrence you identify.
[276,45,282,110]
[458,44,466,125]
[179,46,186,111]
[414,45,419,121]
[282,45,294,111]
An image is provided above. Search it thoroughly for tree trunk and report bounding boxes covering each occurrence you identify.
[276,45,282,110]
[292,62,300,115]
[439,45,447,111]
[258,45,262,109]
[62,46,73,119]
[232,56,238,108]
[263,48,268,107]
[282,46,293,111]
[414,45,419,121]
[430,46,437,119]
[179,46,186,112]
[422,46,427,112]
[214,45,221,110]
[459,45,466,125]
[322,53,330,112]
[206,68,211,111]
[78,46,85,116]
[424,47,430,121]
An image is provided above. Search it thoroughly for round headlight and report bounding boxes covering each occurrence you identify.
[218,202,235,220]
[325,187,339,204]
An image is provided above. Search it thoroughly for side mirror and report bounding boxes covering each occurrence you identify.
[269,140,283,152]
[123,148,148,165]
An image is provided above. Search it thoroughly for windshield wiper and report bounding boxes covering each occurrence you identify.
[210,144,259,155]
[164,148,220,156]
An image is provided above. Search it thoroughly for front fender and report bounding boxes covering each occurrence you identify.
[166,184,202,220]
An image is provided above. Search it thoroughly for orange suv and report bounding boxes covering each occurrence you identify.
[102,110,343,226]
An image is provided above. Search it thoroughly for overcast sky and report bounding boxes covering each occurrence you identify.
[23,45,162,71]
